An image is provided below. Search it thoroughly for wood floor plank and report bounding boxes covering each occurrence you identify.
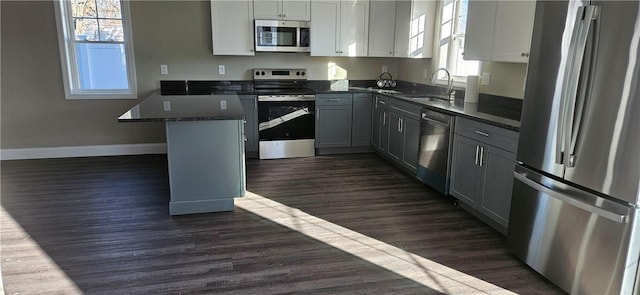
[1,154,565,294]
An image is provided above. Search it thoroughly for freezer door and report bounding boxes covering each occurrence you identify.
[508,165,640,295]
[562,1,640,204]
[517,0,588,178]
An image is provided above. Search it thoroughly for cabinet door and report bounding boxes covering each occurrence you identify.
[402,117,420,171]
[371,98,381,149]
[352,94,372,147]
[282,0,311,21]
[253,0,281,19]
[463,0,496,61]
[339,0,369,56]
[311,1,340,56]
[368,1,396,57]
[379,110,390,152]
[211,1,255,56]
[491,1,535,62]
[480,146,516,227]
[393,0,411,57]
[316,106,353,148]
[387,113,403,161]
[450,135,483,207]
[239,96,258,153]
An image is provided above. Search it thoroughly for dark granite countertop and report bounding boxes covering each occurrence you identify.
[118,92,245,122]
[313,85,521,131]
[158,79,521,131]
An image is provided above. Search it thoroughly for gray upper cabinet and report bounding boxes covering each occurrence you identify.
[450,117,519,233]
[239,95,258,154]
[315,94,353,148]
[352,93,373,147]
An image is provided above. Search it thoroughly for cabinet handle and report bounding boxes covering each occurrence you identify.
[479,146,485,167]
[375,96,378,109]
[475,146,480,165]
[383,113,387,126]
[327,98,340,101]
[521,52,530,57]
[475,130,490,137]
[379,100,387,105]
[317,109,320,121]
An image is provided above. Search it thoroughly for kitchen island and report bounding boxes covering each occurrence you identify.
[119,92,246,215]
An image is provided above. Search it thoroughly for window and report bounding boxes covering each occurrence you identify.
[434,0,479,84]
[54,0,137,99]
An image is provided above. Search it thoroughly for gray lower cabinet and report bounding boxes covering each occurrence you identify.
[315,94,353,148]
[372,95,421,174]
[450,117,519,234]
[239,95,258,154]
[352,93,372,147]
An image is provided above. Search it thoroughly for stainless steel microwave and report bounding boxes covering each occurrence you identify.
[255,20,310,53]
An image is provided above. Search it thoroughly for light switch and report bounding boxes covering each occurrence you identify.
[218,65,225,75]
[160,64,168,75]
[163,101,171,111]
[220,100,227,110]
[382,65,387,73]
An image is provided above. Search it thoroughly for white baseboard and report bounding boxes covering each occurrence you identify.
[0,143,167,160]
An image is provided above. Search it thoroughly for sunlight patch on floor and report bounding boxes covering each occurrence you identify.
[1,207,82,294]
[236,191,516,295]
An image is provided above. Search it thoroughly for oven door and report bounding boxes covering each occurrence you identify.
[258,96,315,141]
[257,95,316,159]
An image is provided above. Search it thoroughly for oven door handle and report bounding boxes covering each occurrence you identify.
[258,108,311,131]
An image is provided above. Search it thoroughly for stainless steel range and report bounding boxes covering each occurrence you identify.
[253,68,316,159]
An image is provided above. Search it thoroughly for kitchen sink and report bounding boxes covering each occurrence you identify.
[402,94,451,102]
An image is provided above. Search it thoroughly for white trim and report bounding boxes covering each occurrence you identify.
[0,144,167,160]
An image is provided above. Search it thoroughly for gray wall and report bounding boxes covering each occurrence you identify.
[0,0,526,150]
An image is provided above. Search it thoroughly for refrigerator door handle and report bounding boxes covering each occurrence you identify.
[556,7,584,165]
[566,5,598,168]
[560,5,599,168]
[514,171,628,224]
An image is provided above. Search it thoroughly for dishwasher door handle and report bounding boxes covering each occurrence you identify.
[422,116,450,127]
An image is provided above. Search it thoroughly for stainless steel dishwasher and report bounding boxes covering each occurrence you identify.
[416,108,455,195]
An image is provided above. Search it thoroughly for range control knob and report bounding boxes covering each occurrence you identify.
[255,71,260,76]
[301,71,306,76]
[296,71,301,76]
[261,71,266,76]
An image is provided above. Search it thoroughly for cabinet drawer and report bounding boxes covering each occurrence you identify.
[455,117,519,153]
[316,94,353,106]
[389,97,421,120]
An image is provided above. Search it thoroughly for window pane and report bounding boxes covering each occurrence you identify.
[457,0,469,35]
[438,44,449,70]
[75,43,128,90]
[72,0,96,17]
[74,18,99,41]
[440,21,452,41]
[442,2,454,23]
[98,19,124,41]
[97,0,122,18]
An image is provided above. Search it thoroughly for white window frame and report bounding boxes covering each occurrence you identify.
[53,0,137,100]
[433,0,478,87]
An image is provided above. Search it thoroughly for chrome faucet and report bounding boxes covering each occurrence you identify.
[431,67,454,100]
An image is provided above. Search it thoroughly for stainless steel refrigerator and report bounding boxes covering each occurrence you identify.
[507,1,640,294]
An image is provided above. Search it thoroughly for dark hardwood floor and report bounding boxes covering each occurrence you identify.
[1,153,565,294]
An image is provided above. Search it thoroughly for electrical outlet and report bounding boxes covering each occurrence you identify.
[218,65,225,75]
[163,101,171,111]
[220,100,227,110]
[481,73,491,85]
[423,69,429,79]
[160,64,168,75]
[381,65,387,73]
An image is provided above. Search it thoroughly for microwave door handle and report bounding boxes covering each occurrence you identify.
[566,5,598,168]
